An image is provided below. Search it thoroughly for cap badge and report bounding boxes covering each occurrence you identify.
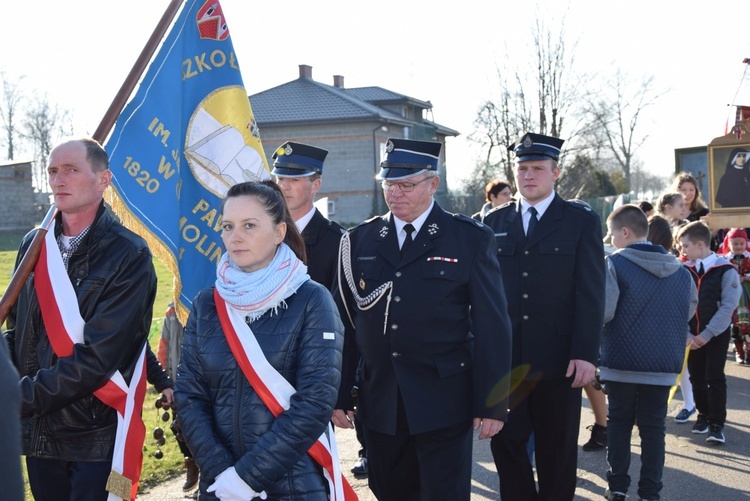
[385,140,394,153]
[284,144,293,155]
[523,137,533,148]
[427,223,439,235]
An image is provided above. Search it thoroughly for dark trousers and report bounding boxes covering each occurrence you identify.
[26,456,111,501]
[688,330,731,425]
[606,382,670,500]
[364,420,473,501]
[490,377,582,501]
[354,415,367,458]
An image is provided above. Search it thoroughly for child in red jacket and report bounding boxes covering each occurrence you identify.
[722,228,750,363]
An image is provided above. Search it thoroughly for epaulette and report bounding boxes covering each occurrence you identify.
[453,212,487,229]
[325,219,346,235]
[485,200,514,218]
[567,199,595,212]
[347,214,383,233]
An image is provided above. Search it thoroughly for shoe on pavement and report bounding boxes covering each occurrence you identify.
[183,457,199,492]
[604,488,627,500]
[351,456,368,477]
[692,414,709,434]
[706,424,725,444]
[583,423,607,451]
[674,407,696,423]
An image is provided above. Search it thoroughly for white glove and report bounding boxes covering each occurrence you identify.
[206,466,267,500]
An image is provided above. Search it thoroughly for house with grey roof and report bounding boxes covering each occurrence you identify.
[250,65,459,226]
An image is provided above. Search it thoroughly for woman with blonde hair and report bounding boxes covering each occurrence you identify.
[656,191,689,230]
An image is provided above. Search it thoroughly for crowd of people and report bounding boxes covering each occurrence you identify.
[0,133,746,501]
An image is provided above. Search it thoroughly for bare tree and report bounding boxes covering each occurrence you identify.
[23,94,73,189]
[629,159,668,199]
[0,71,26,160]
[583,69,666,190]
[463,10,583,196]
[531,16,577,138]
[468,92,518,190]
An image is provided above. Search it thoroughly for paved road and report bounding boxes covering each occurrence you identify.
[139,351,750,500]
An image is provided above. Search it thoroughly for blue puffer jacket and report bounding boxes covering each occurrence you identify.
[175,281,344,500]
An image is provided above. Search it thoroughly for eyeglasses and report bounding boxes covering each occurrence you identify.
[381,177,432,193]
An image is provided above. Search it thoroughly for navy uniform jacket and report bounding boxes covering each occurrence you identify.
[483,194,605,380]
[302,208,345,289]
[334,202,512,435]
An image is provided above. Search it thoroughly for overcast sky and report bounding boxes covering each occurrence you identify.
[2,0,750,188]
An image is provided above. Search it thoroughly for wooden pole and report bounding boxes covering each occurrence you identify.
[0,0,185,326]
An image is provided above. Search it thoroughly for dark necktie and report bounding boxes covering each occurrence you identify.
[401,223,415,257]
[698,262,705,276]
[526,206,538,238]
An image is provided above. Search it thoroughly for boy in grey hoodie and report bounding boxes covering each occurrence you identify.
[600,205,698,501]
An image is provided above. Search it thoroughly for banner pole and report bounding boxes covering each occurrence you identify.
[0,0,185,326]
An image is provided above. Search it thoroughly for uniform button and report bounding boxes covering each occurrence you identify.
[523,315,529,320]
[395,271,402,278]
[440,270,445,275]
[394,296,401,302]
[391,324,398,330]
[522,272,528,277]
[498,248,502,252]
[392,352,400,358]
[460,362,465,367]
[524,250,530,256]
[555,247,559,252]
[522,293,529,299]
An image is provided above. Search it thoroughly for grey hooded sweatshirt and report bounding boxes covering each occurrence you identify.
[600,243,698,386]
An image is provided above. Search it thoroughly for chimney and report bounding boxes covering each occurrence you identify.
[333,75,345,88]
[299,64,313,79]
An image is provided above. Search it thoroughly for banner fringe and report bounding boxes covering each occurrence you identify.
[105,187,191,325]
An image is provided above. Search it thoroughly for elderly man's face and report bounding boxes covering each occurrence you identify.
[382,173,438,223]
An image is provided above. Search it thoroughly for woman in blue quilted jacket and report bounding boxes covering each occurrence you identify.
[175,181,347,500]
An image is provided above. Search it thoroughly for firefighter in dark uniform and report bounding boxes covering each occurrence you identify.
[484,132,605,500]
[331,138,513,501]
[272,141,373,476]
[272,141,345,287]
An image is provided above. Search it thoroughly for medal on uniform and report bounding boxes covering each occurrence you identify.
[359,278,366,290]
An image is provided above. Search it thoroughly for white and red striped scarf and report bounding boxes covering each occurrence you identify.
[33,226,147,501]
[214,289,357,501]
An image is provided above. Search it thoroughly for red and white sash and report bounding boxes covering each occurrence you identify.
[214,289,357,501]
[34,227,147,501]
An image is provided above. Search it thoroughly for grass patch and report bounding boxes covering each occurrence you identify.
[1,253,186,498]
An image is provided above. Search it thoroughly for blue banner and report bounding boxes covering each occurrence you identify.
[105,0,269,322]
